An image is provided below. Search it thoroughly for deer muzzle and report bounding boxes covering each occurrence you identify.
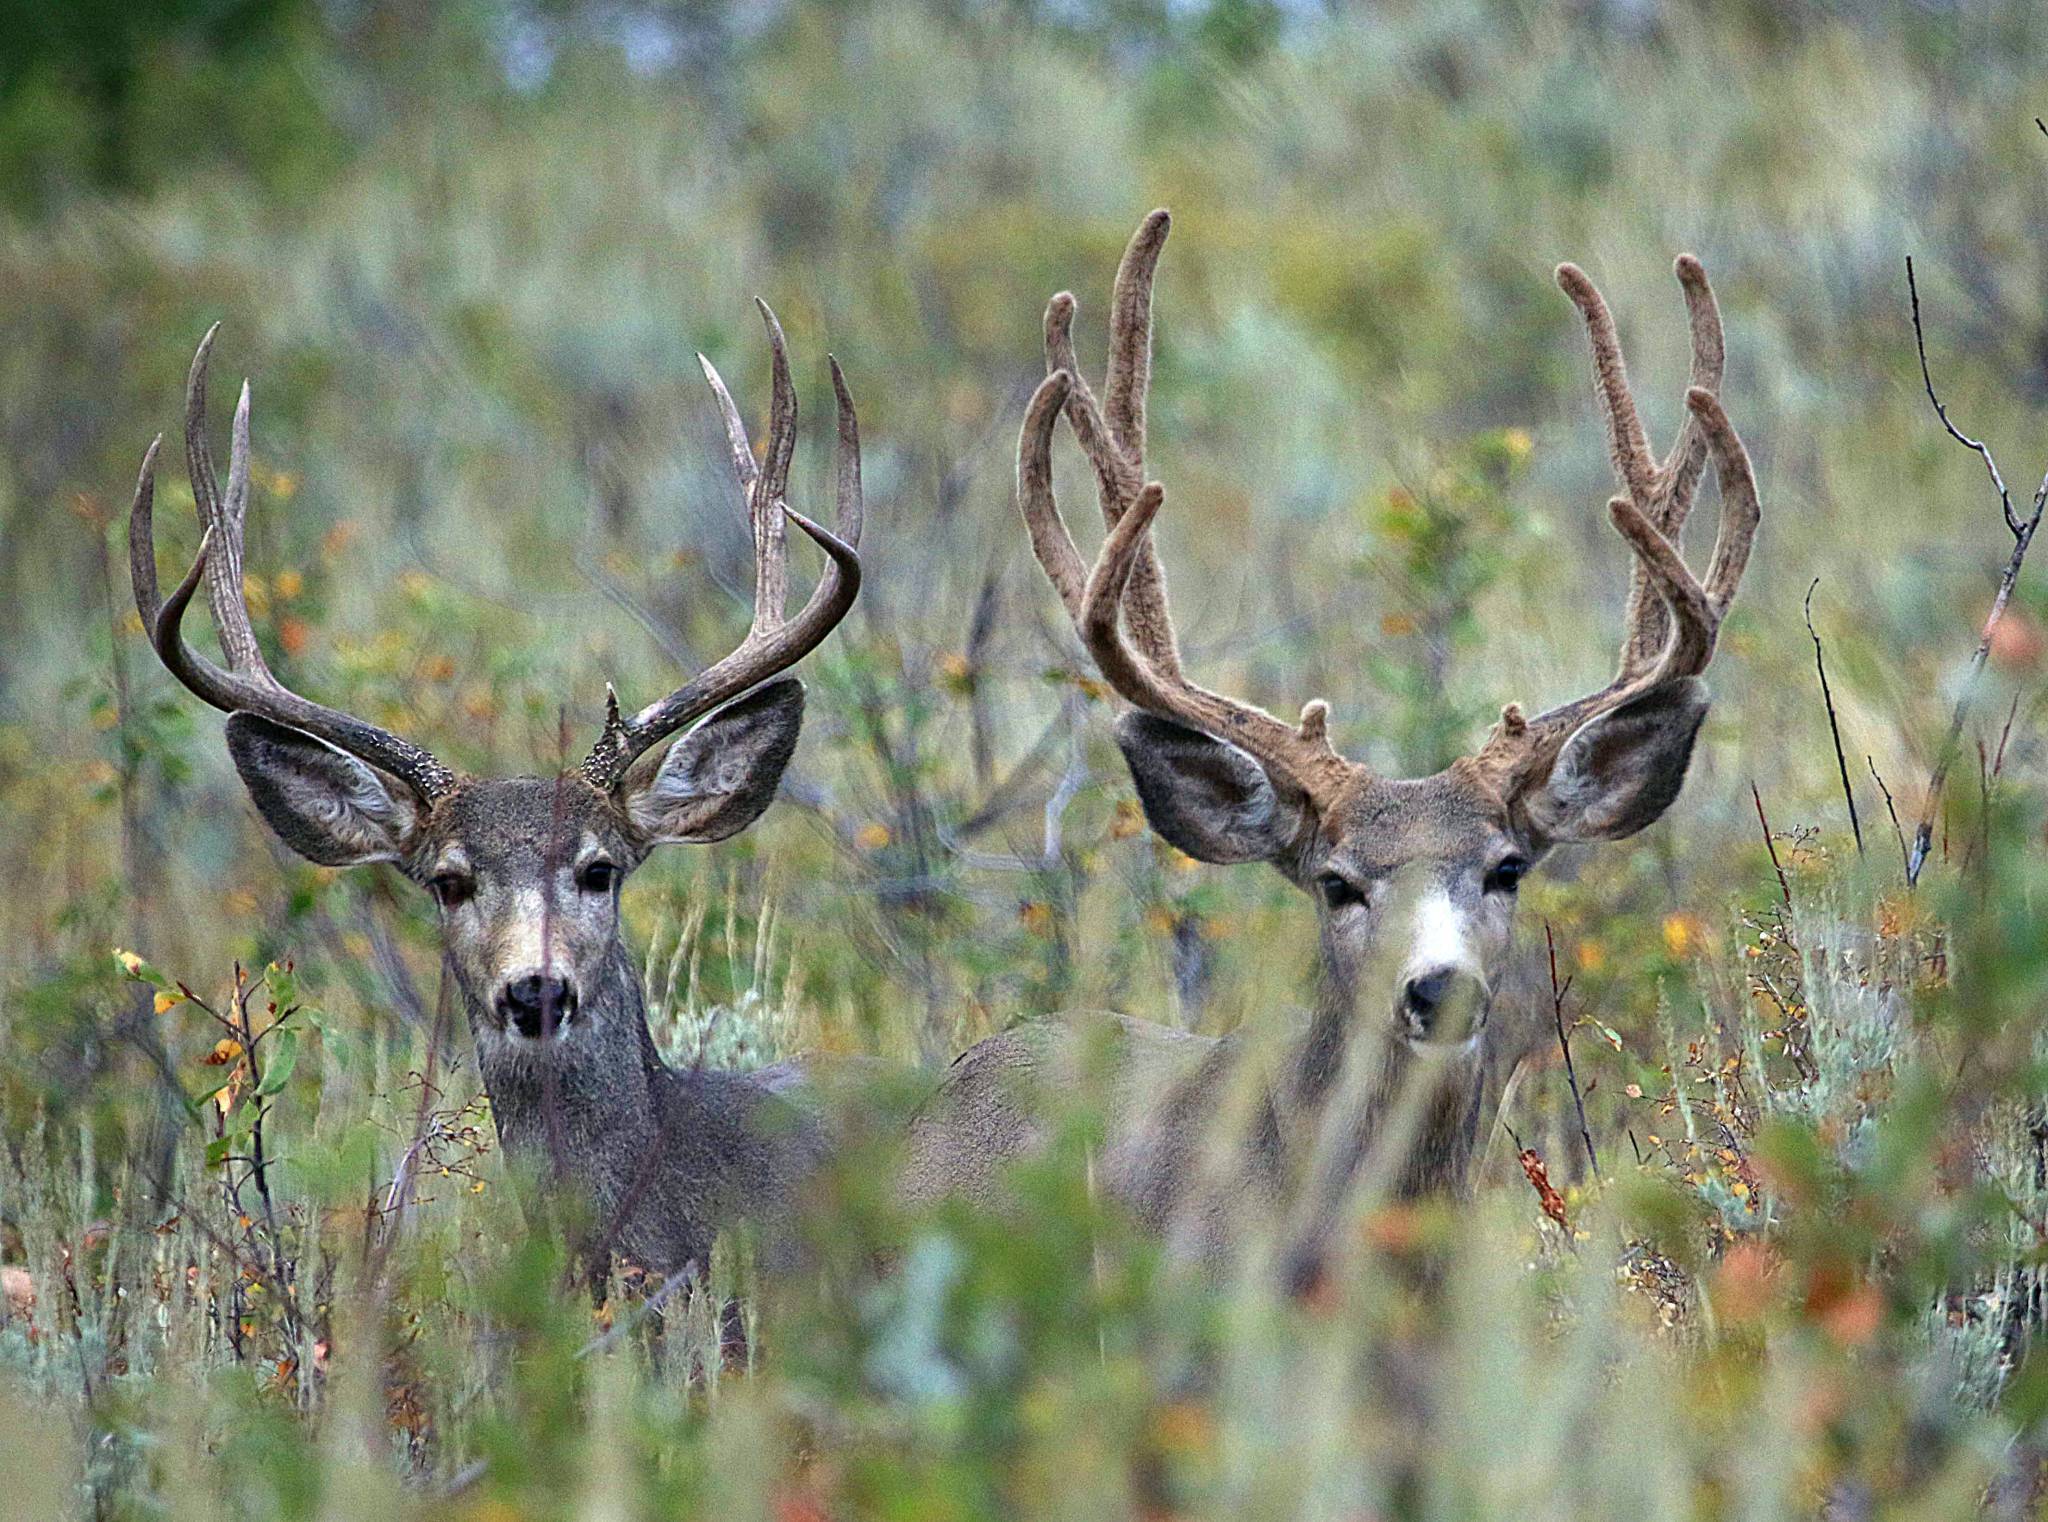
[497,971,579,1040]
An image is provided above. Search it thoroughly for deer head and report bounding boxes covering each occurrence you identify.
[1018,212,1759,1054]
[131,307,862,1061]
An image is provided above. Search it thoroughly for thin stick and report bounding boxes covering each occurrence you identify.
[1546,923,1599,1181]
[1803,579,1863,855]
[1868,756,1909,877]
[1902,256,2048,887]
[1752,780,1794,914]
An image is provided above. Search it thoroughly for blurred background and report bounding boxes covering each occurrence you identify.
[3,2,2047,1516]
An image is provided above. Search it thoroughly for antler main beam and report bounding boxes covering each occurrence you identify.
[578,304,863,792]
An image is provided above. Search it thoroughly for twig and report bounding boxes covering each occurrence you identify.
[1902,256,2047,887]
[1751,780,1794,914]
[1803,579,1863,856]
[1546,923,1598,1181]
[1867,756,1909,877]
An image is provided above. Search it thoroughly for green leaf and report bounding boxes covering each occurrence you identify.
[113,947,172,991]
[203,1136,233,1168]
[264,963,298,1011]
[256,1029,300,1097]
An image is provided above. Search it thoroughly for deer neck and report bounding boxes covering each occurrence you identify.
[1285,952,1488,1200]
[465,940,662,1164]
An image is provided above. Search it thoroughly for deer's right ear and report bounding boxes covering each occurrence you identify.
[1114,713,1313,869]
[224,713,421,867]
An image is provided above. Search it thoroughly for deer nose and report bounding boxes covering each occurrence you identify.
[1401,966,1483,1043]
[497,972,578,1039]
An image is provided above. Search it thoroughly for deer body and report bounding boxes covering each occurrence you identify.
[132,309,865,1280]
[905,213,1759,1275]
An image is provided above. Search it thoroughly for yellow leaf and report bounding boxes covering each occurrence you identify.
[855,822,891,850]
[153,991,183,1015]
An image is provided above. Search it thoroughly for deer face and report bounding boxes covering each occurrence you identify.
[1114,681,1711,1046]
[1307,770,1524,1046]
[219,681,806,1055]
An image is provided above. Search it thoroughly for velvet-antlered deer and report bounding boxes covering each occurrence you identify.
[902,212,1760,1275]
[129,306,863,1285]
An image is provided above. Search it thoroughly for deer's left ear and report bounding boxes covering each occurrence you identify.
[621,678,804,846]
[1516,679,1710,846]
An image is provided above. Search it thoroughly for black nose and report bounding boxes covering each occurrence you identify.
[1402,967,1475,1041]
[498,973,577,1039]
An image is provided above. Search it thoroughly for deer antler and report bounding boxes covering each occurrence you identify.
[1474,256,1759,793]
[578,302,863,791]
[130,327,460,804]
[1017,212,1357,808]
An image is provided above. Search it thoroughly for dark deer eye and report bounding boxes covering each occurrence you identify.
[577,861,619,894]
[1484,857,1529,895]
[429,873,475,909]
[1317,872,1365,911]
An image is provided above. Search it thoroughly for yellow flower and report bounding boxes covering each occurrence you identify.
[1662,913,1703,958]
[855,822,892,850]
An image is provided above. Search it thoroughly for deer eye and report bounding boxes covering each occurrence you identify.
[1484,857,1529,895]
[1317,872,1366,911]
[429,872,475,909]
[577,861,619,894]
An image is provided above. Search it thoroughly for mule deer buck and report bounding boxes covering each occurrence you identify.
[903,212,1759,1273]
[130,307,863,1284]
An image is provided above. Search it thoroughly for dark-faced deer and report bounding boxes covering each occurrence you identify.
[130,308,863,1282]
[903,213,1760,1272]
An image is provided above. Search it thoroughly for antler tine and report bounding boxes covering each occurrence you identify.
[828,356,865,550]
[1659,256,1726,527]
[751,299,796,638]
[1555,264,1657,509]
[1076,482,1351,803]
[1017,369,1089,622]
[134,332,459,804]
[1105,207,1171,461]
[698,352,760,500]
[1686,387,1760,616]
[581,319,863,792]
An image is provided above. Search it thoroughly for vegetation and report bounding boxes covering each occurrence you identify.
[2,1,2046,1515]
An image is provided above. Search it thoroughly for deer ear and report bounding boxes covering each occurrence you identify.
[1114,712,1313,869]
[1517,679,1710,846]
[622,678,804,846]
[224,712,421,867]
